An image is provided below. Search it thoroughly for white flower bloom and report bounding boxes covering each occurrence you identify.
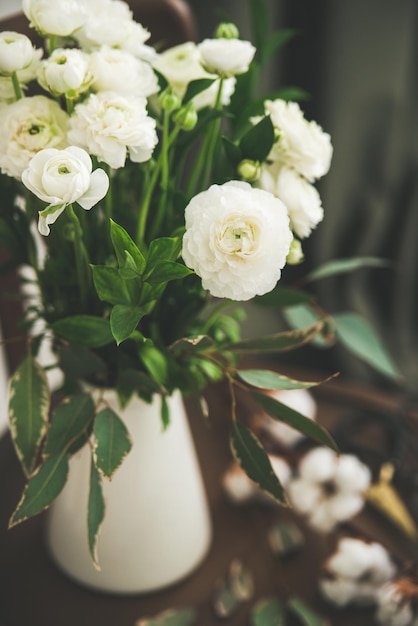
[198,38,256,77]
[258,161,324,238]
[21,146,109,235]
[89,47,159,98]
[22,0,87,37]
[182,181,293,301]
[0,95,69,179]
[376,580,418,626]
[287,446,371,532]
[265,99,333,181]
[256,388,317,448]
[320,538,396,608]
[223,454,291,504]
[74,0,150,54]
[37,48,92,98]
[155,42,236,110]
[0,32,36,75]
[68,91,158,169]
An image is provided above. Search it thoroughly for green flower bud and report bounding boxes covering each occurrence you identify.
[158,86,181,113]
[287,238,304,265]
[237,159,260,182]
[215,22,240,40]
[173,101,198,131]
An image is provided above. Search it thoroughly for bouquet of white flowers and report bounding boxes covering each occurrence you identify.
[0,0,399,563]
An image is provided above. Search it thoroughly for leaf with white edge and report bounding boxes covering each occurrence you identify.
[305,256,389,283]
[8,355,50,476]
[88,459,105,568]
[44,393,95,456]
[93,408,132,479]
[236,369,337,391]
[333,312,401,380]
[250,597,286,626]
[287,597,330,626]
[226,321,325,352]
[230,422,287,505]
[251,391,337,451]
[136,608,197,626]
[9,452,69,527]
[110,304,145,345]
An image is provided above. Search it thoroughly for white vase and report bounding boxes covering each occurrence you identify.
[46,390,212,594]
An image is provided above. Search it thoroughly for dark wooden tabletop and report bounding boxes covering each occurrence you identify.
[1,371,417,626]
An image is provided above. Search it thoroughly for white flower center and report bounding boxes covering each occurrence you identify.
[217,217,258,257]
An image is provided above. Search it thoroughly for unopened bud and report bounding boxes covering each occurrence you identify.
[215,22,240,40]
[237,159,260,182]
[158,86,181,113]
[287,238,304,265]
[173,101,198,131]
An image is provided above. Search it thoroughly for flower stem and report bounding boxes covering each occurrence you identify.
[66,204,90,309]
[11,72,23,100]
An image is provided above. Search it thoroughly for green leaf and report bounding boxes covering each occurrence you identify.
[239,115,275,162]
[226,321,325,352]
[251,391,337,450]
[146,261,193,285]
[256,287,312,307]
[58,345,106,380]
[170,335,216,355]
[9,451,69,527]
[138,343,169,388]
[250,597,286,626]
[52,315,113,348]
[119,250,142,279]
[236,369,333,391]
[145,237,181,277]
[161,395,170,430]
[110,219,146,273]
[8,355,50,476]
[110,305,145,345]
[87,459,105,568]
[261,29,297,65]
[222,136,242,167]
[333,312,401,380]
[93,408,132,479]
[287,597,330,626]
[183,78,216,103]
[44,393,95,456]
[117,369,162,407]
[91,265,132,305]
[230,421,287,504]
[283,305,333,347]
[305,256,389,283]
[136,608,197,626]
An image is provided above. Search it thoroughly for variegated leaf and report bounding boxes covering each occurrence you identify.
[44,393,95,456]
[93,408,132,479]
[88,459,105,568]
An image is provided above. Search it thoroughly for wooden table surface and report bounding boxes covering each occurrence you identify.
[1,371,417,626]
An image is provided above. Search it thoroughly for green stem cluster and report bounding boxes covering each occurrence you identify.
[66,204,91,309]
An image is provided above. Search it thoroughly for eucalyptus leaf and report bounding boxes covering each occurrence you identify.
[146,260,193,285]
[8,355,50,476]
[91,265,132,305]
[250,597,286,626]
[93,407,132,479]
[110,219,146,273]
[9,451,69,527]
[230,421,287,504]
[236,369,334,391]
[239,115,275,162]
[110,304,145,345]
[251,391,337,450]
[44,393,95,456]
[136,608,197,626]
[52,315,113,348]
[87,459,105,567]
[305,256,389,283]
[226,321,325,352]
[287,597,330,626]
[333,312,401,380]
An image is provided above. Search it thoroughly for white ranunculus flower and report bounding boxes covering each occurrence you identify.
[74,0,150,54]
[21,146,109,236]
[22,0,87,37]
[287,447,371,532]
[0,95,69,179]
[181,181,293,301]
[320,538,396,608]
[37,48,92,98]
[259,161,324,238]
[265,99,333,181]
[198,38,256,77]
[89,47,159,98]
[68,91,158,169]
[0,32,36,75]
